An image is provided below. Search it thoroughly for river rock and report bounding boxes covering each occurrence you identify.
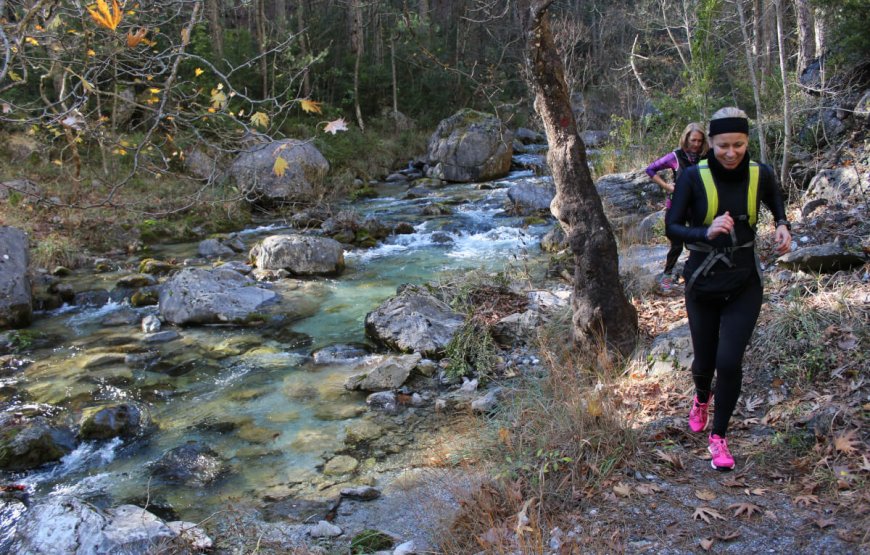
[323,454,359,476]
[229,139,330,206]
[364,286,464,358]
[515,127,544,145]
[311,343,370,364]
[166,521,214,551]
[777,242,866,273]
[0,414,76,471]
[309,520,343,538]
[79,402,152,440]
[341,486,381,501]
[250,234,345,276]
[159,267,278,325]
[344,419,383,443]
[75,289,111,307]
[101,307,140,327]
[540,224,567,253]
[0,226,32,330]
[141,314,161,333]
[425,109,513,183]
[150,441,227,486]
[116,273,158,289]
[198,238,235,259]
[471,388,502,413]
[345,353,422,391]
[506,180,556,215]
[11,495,210,555]
[366,391,398,414]
[491,311,541,345]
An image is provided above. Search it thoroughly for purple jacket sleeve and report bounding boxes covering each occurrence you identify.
[645,151,679,178]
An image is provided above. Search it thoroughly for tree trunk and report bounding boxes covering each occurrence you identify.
[390,36,399,128]
[774,0,791,184]
[255,0,268,99]
[206,0,223,61]
[736,0,768,163]
[351,0,365,131]
[297,0,311,97]
[794,0,813,76]
[813,6,826,87]
[526,0,638,357]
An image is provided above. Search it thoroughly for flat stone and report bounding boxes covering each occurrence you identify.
[323,454,359,476]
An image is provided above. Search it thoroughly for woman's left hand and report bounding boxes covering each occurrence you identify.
[774,224,792,255]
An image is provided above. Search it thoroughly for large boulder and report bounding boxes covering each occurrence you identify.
[159,267,278,325]
[425,109,513,182]
[506,179,556,215]
[249,234,345,276]
[344,353,422,391]
[11,495,211,554]
[801,167,869,217]
[228,139,329,206]
[0,226,32,330]
[364,286,464,358]
[594,170,663,226]
[0,415,76,471]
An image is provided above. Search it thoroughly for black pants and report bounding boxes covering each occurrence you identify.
[685,274,763,437]
[664,238,683,275]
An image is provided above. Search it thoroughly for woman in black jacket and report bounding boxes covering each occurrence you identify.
[665,107,792,470]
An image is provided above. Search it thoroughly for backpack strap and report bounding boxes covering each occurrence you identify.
[698,159,760,226]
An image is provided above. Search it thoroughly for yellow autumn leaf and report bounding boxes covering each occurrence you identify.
[210,88,228,110]
[87,49,96,56]
[250,111,269,129]
[194,67,204,77]
[25,37,39,46]
[272,156,289,177]
[299,99,322,114]
[148,87,161,94]
[52,159,63,166]
[88,0,123,31]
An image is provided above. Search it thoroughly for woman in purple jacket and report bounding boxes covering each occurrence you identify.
[645,123,708,292]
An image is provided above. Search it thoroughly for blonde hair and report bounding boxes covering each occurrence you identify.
[711,106,748,120]
[679,122,709,157]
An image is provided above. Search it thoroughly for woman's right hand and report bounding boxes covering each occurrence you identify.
[705,211,734,240]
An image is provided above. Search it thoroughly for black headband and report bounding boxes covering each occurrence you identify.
[709,117,749,136]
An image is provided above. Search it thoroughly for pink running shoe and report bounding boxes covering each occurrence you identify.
[688,394,712,433]
[708,434,735,471]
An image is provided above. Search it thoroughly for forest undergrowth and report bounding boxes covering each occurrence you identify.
[439,214,869,553]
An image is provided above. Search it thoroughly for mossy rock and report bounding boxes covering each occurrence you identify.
[138,258,179,275]
[130,289,159,307]
[523,216,548,226]
[351,186,378,200]
[350,529,394,554]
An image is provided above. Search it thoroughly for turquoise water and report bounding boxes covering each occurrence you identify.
[1,170,553,529]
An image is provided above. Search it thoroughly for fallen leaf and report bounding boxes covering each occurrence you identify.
[834,430,861,454]
[195,67,205,77]
[744,394,763,413]
[721,477,747,488]
[613,482,632,498]
[745,488,767,496]
[837,334,858,350]
[635,483,662,496]
[655,449,684,469]
[1,103,10,114]
[699,537,714,551]
[272,156,288,177]
[794,494,819,507]
[695,489,717,501]
[729,502,762,518]
[126,28,148,47]
[859,455,870,472]
[692,506,725,524]
[715,530,741,541]
[815,518,835,529]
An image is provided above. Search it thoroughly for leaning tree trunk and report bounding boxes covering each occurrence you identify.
[736,0,768,163]
[526,1,638,357]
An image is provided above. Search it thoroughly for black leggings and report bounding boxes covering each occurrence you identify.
[664,238,683,275]
[685,274,763,437]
